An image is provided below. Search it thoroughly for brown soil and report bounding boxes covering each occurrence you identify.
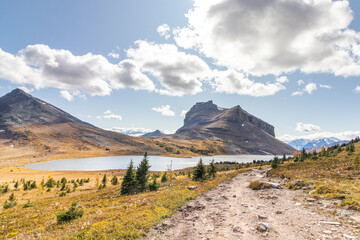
[147,171,360,240]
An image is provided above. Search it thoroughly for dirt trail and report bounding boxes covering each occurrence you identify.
[147,171,360,240]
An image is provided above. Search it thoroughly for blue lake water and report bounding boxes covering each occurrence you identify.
[23,155,276,171]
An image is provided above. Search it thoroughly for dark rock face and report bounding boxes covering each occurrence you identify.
[176,101,295,155]
[141,130,167,138]
[0,89,93,129]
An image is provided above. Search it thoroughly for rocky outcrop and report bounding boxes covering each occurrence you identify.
[175,101,295,155]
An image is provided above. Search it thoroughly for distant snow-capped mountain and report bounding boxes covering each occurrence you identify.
[110,127,154,137]
[287,137,347,150]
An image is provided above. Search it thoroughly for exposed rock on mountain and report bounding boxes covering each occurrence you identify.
[174,101,294,155]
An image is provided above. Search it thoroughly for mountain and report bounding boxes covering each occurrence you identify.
[141,130,168,138]
[171,101,294,155]
[287,137,349,150]
[0,89,161,164]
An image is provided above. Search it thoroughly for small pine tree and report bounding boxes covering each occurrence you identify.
[148,175,160,191]
[208,159,217,179]
[161,172,167,183]
[136,152,151,192]
[121,160,138,195]
[111,175,119,185]
[271,157,280,169]
[102,174,107,188]
[193,158,206,181]
[14,181,19,189]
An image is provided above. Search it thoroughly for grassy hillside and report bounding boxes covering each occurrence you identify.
[268,140,360,210]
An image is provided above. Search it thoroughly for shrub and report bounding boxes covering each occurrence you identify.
[249,180,270,190]
[354,154,360,165]
[271,157,280,169]
[59,192,66,197]
[23,200,34,208]
[57,202,84,223]
[3,193,17,209]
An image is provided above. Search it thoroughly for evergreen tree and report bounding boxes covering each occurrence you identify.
[120,160,138,195]
[208,159,217,179]
[148,175,160,191]
[193,158,206,181]
[111,175,119,185]
[102,174,107,187]
[161,172,167,183]
[282,154,286,163]
[271,157,280,169]
[136,152,151,192]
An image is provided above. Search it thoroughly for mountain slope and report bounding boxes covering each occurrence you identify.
[0,89,161,164]
[171,101,294,155]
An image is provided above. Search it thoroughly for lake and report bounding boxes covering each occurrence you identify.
[22,155,276,171]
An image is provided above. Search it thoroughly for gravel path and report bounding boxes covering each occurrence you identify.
[146,171,360,240]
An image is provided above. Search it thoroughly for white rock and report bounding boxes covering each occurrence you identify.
[343,234,355,239]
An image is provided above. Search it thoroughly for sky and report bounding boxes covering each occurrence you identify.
[0,0,360,141]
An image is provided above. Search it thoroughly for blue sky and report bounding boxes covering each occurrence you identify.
[0,0,359,141]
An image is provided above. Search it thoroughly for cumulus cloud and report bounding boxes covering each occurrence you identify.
[127,40,210,96]
[180,110,188,117]
[0,44,155,96]
[278,131,360,142]
[296,123,321,133]
[175,0,360,76]
[212,69,285,97]
[152,105,175,116]
[355,86,360,93]
[157,24,171,40]
[297,80,305,86]
[103,110,122,120]
[304,83,317,94]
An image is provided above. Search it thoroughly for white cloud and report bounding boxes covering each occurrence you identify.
[0,44,155,96]
[278,131,360,142]
[103,110,122,120]
[276,76,289,83]
[152,105,175,116]
[18,86,33,93]
[127,40,210,96]
[96,116,101,119]
[60,90,74,101]
[291,91,303,96]
[304,83,317,94]
[180,110,188,117]
[108,52,120,59]
[157,24,171,40]
[355,86,360,93]
[212,69,285,97]
[175,0,360,77]
[296,123,321,133]
[320,84,333,89]
[297,80,305,86]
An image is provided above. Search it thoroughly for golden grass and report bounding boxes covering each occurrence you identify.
[0,169,245,239]
[268,141,360,210]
